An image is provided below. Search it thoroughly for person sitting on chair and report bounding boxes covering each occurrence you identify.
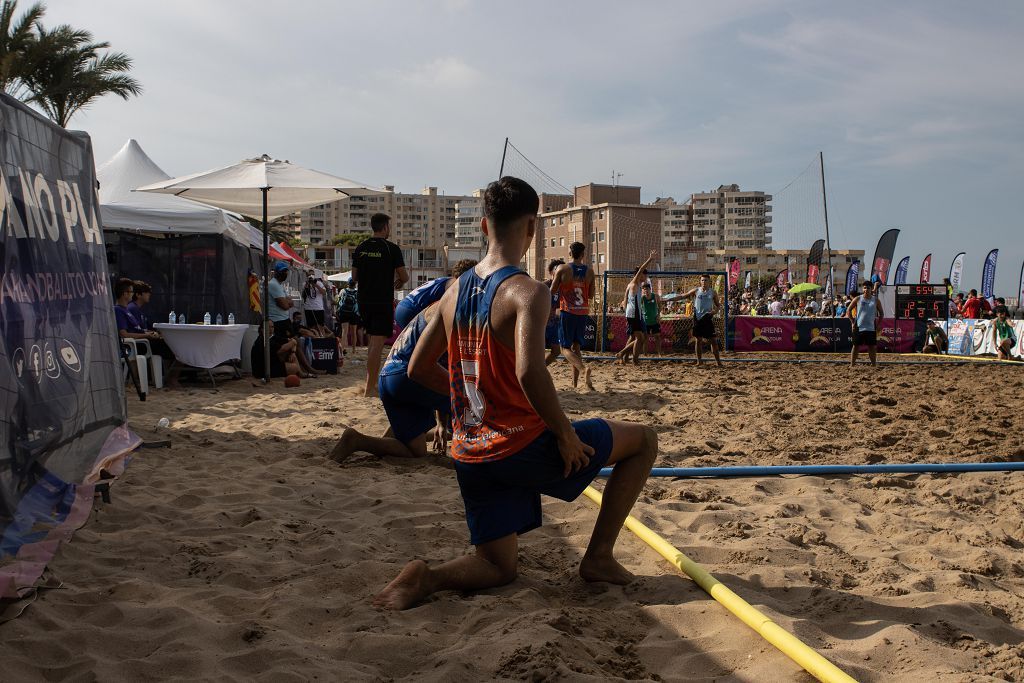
[114,278,180,387]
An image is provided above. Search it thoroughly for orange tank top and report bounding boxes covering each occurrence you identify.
[558,262,590,315]
[448,265,547,463]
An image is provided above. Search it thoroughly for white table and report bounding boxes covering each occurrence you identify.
[152,324,249,383]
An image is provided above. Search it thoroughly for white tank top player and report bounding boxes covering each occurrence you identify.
[849,281,883,367]
[855,294,877,331]
[694,288,715,320]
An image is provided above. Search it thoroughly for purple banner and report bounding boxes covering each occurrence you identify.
[894,256,910,285]
[845,260,860,294]
[734,316,918,353]
[981,249,998,299]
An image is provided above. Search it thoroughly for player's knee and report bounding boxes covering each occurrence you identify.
[640,425,658,464]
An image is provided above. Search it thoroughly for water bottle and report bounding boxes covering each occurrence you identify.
[178,314,185,324]
[203,312,211,325]
[215,313,223,325]
[228,313,235,325]
[168,310,176,324]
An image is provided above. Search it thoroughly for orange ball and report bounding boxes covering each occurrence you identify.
[284,374,301,388]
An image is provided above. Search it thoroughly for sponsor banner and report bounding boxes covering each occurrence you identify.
[871,228,900,284]
[824,266,834,299]
[981,249,998,299]
[1,94,128,597]
[734,317,919,353]
[941,319,1024,357]
[894,256,910,285]
[776,269,788,289]
[845,260,860,294]
[949,252,966,292]
[920,254,932,283]
[734,317,797,352]
[744,271,751,290]
[807,239,824,283]
[946,318,973,355]
[728,258,741,288]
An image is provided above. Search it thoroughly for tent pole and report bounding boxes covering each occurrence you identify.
[262,187,271,383]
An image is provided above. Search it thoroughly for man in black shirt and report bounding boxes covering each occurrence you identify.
[352,212,409,397]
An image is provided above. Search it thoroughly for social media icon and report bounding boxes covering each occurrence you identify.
[12,348,26,382]
[43,343,60,379]
[59,340,82,373]
[29,344,42,383]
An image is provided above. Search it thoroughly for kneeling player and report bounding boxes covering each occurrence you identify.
[394,259,478,331]
[373,177,657,611]
[329,304,450,462]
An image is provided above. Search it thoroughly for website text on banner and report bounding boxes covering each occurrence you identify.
[733,317,918,353]
[0,94,137,599]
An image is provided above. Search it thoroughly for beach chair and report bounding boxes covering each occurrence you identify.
[121,339,150,397]
[121,337,163,389]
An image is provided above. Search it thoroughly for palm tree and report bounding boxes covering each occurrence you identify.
[0,0,44,98]
[22,24,141,127]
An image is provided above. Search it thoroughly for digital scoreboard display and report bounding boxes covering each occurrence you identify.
[895,284,948,321]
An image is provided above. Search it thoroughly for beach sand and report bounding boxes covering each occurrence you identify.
[2,355,1023,681]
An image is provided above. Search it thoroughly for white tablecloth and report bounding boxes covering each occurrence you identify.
[152,323,249,369]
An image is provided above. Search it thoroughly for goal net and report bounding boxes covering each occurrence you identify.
[599,270,730,355]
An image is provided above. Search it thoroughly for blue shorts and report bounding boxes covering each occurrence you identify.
[378,371,450,444]
[454,418,613,546]
[545,317,560,348]
[558,312,588,348]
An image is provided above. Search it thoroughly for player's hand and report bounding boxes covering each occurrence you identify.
[557,430,594,478]
[432,424,448,454]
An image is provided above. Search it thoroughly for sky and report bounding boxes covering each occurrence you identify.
[48,0,1024,298]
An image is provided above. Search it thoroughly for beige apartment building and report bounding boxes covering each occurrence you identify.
[524,183,663,282]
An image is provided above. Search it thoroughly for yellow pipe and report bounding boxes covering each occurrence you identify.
[582,486,857,683]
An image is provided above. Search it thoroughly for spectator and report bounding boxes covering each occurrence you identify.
[114,278,180,387]
[128,280,152,329]
[768,297,783,317]
[251,320,302,379]
[352,212,409,397]
[961,289,991,319]
[268,261,294,335]
[302,270,329,335]
[920,319,948,354]
[992,305,1018,360]
[289,310,322,377]
[336,278,361,355]
[951,292,965,317]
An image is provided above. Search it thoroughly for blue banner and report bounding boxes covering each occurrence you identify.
[845,260,860,294]
[981,249,998,299]
[894,256,910,285]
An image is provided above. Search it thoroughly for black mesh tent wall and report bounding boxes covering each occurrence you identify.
[104,231,259,325]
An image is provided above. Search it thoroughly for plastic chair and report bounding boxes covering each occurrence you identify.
[122,337,163,389]
[121,338,151,395]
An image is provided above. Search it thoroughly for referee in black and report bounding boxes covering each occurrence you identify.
[352,212,409,397]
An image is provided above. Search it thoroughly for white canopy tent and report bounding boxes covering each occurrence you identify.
[97,140,260,248]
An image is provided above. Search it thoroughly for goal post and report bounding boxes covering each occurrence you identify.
[599,270,730,355]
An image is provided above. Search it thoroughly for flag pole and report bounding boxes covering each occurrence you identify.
[819,152,836,351]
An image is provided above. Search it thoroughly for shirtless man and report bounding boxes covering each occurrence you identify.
[373,177,657,610]
[615,250,657,364]
[680,274,723,367]
[550,242,596,389]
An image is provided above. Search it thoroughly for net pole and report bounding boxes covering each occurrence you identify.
[498,137,509,178]
[601,270,609,353]
[819,151,836,353]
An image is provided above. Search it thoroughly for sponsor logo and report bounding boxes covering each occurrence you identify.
[43,342,60,379]
[751,326,783,343]
[808,327,830,345]
[28,344,42,383]
[59,340,82,372]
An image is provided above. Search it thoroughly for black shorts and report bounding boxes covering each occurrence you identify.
[646,323,661,335]
[337,311,361,325]
[359,301,394,337]
[626,316,645,337]
[854,329,877,346]
[304,309,325,328]
[272,319,292,337]
[693,314,716,339]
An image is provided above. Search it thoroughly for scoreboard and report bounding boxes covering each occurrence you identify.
[895,284,948,321]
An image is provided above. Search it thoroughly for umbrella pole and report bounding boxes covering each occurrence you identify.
[262,187,271,383]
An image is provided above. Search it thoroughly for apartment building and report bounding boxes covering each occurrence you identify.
[525,183,662,282]
[690,184,772,250]
[453,190,485,255]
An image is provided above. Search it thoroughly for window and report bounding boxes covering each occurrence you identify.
[558,216,564,225]
[599,232,606,242]
[599,254,606,264]
[550,238,556,247]
[687,253,697,261]
[598,210,604,219]
[559,237,565,246]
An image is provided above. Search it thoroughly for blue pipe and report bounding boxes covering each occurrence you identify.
[581,355,1006,366]
[597,462,1024,478]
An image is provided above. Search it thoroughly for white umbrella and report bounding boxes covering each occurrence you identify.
[137,155,386,381]
[326,270,353,283]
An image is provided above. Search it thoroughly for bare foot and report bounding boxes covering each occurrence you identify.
[364,389,379,398]
[579,554,634,585]
[329,427,360,463]
[584,367,595,391]
[372,560,431,610]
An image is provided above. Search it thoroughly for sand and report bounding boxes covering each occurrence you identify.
[2,355,1023,681]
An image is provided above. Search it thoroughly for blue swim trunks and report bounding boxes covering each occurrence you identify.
[545,316,560,348]
[454,418,614,545]
[558,312,588,348]
[377,372,450,444]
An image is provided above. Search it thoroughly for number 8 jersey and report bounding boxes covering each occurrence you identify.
[448,265,547,463]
